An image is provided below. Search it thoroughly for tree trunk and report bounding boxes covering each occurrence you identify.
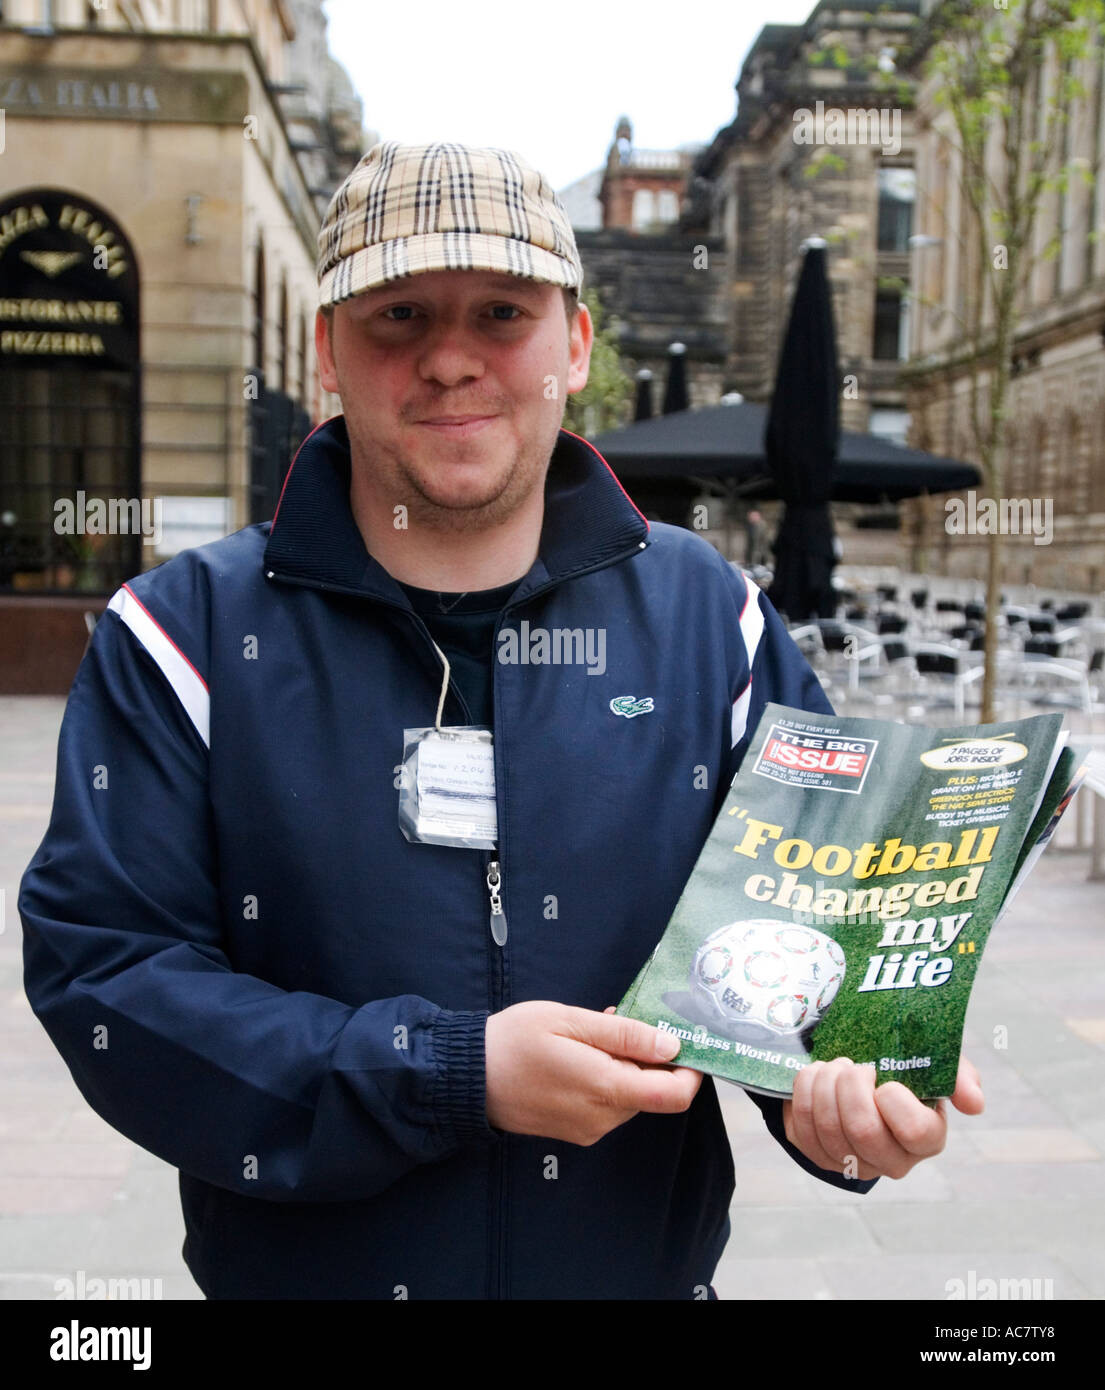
[981,524,1003,722]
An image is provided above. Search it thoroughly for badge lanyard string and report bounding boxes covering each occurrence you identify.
[429,638,451,733]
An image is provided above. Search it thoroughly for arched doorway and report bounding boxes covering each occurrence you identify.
[0,189,141,595]
[246,239,311,525]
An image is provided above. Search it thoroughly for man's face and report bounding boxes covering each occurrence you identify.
[315,270,593,532]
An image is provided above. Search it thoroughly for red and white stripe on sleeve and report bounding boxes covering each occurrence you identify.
[107,584,210,749]
[730,569,766,749]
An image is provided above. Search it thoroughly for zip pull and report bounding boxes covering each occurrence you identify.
[486,860,508,947]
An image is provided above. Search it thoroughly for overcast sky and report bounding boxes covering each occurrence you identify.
[321,0,818,192]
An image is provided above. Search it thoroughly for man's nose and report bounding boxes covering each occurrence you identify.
[417,316,485,386]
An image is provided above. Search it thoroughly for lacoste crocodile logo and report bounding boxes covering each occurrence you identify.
[610,695,655,719]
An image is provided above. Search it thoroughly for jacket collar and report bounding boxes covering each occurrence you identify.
[262,414,649,605]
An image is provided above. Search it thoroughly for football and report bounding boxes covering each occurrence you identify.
[689,918,846,1042]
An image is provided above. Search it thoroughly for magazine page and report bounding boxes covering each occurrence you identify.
[617,703,1065,1100]
[996,743,1089,922]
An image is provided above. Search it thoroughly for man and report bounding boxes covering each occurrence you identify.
[745,508,768,568]
[21,142,982,1300]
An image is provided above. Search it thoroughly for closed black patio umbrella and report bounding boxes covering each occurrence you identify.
[662,342,689,414]
[634,369,654,422]
[765,241,839,620]
[588,401,981,502]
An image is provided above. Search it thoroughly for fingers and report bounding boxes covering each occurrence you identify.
[787,1059,948,1180]
[823,1061,890,1173]
[602,1056,703,1115]
[950,1055,985,1114]
[485,1002,704,1145]
[871,1079,948,1167]
[564,1006,683,1064]
[786,1061,866,1176]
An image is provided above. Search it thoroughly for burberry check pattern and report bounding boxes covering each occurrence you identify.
[317,141,584,307]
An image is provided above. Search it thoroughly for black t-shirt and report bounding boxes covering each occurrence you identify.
[396,577,521,728]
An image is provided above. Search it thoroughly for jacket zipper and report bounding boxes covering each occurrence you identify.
[383,600,510,1300]
[476,543,660,1296]
[266,534,650,1301]
[486,860,507,945]
[486,616,508,1300]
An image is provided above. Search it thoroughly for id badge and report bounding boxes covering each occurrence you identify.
[398,726,498,849]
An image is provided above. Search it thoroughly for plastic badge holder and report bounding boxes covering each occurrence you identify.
[398,726,498,850]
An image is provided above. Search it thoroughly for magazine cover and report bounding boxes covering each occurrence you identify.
[617,704,1084,1100]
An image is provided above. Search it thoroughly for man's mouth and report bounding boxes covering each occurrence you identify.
[416,415,498,438]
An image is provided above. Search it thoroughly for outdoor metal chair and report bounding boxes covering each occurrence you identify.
[910,643,981,721]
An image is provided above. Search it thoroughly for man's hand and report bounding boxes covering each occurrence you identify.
[782,1055,984,1180]
[485,1001,703,1146]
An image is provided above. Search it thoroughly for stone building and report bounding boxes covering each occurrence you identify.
[0,0,368,691]
[598,115,689,233]
[574,117,728,418]
[899,2,1105,592]
[687,1,922,445]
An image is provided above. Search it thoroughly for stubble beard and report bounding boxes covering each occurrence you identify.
[362,414,563,536]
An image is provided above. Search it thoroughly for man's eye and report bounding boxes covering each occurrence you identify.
[383,305,416,321]
[489,304,522,320]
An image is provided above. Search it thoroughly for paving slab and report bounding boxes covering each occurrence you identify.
[1041,1245,1105,1299]
[818,1251,1084,1300]
[823,1155,956,1204]
[713,1255,831,1301]
[724,1204,882,1258]
[943,1160,1105,1202]
[969,1127,1099,1162]
[864,1199,1105,1255]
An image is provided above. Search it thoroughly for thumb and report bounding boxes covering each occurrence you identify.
[568,1007,682,1063]
[951,1055,984,1114]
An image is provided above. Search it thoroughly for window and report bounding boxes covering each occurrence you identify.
[252,242,266,380]
[179,0,214,26]
[877,167,915,254]
[297,312,307,407]
[868,408,911,445]
[736,166,758,275]
[1,366,139,595]
[873,289,909,361]
[278,276,288,396]
[657,190,679,223]
[631,189,655,230]
[1093,407,1105,511]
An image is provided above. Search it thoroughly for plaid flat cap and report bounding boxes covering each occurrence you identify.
[317,140,583,307]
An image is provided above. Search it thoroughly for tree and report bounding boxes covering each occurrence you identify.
[917,0,1104,720]
[562,287,633,436]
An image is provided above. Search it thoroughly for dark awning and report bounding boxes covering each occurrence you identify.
[588,402,981,502]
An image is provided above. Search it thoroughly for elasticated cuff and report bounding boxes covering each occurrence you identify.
[749,1089,880,1194]
[433,1009,497,1147]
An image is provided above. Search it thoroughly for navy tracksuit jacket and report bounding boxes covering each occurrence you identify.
[20,416,875,1299]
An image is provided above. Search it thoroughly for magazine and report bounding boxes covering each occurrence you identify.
[617,704,1090,1100]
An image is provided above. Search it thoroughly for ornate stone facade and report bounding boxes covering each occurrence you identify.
[688,3,922,443]
[574,118,728,418]
[0,0,365,690]
[901,7,1105,592]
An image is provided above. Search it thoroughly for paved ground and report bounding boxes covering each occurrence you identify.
[2,694,1103,1301]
